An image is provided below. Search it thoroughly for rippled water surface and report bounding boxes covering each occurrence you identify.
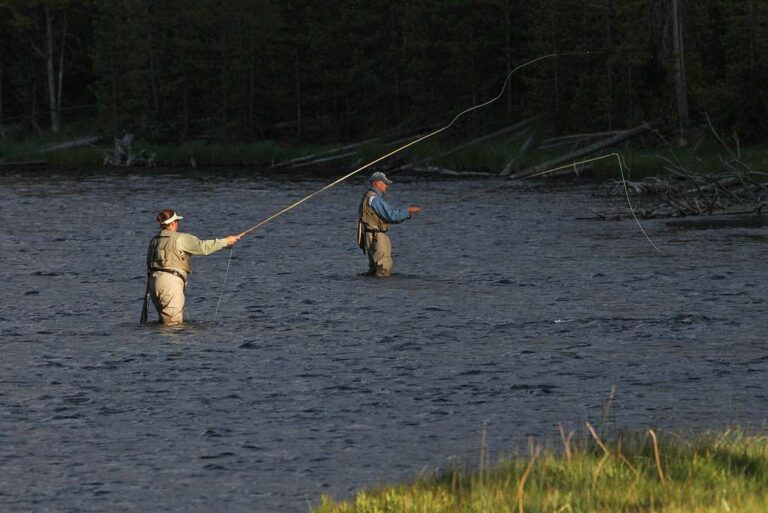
[1,169,766,512]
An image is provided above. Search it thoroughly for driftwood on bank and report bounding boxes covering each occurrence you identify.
[292,150,362,168]
[102,133,155,166]
[602,119,767,219]
[508,123,652,179]
[269,119,534,173]
[608,164,767,218]
[38,135,101,153]
[408,165,496,177]
[538,130,625,150]
[270,138,379,168]
[0,160,47,167]
[500,130,538,176]
[269,127,440,170]
[394,117,535,173]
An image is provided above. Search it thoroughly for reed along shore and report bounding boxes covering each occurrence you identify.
[314,429,768,513]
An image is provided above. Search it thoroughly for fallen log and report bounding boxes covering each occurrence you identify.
[102,133,155,167]
[500,130,538,176]
[382,130,436,148]
[539,130,624,149]
[38,135,101,153]
[292,150,361,168]
[0,160,47,166]
[409,165,496,177]
[397,117,536,172]
[271,138,379,168]
[509,122,651,180]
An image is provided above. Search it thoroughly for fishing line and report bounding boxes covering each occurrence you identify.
[530,152,660,253]
[212,51,591,321]
[427,152,661,252]
[212,247,235,322]
[236,51,591,238]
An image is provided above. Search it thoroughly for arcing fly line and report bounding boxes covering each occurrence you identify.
[236,51,590,239]
[211,51,591,321]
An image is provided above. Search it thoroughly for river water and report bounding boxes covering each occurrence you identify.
[1,169,766,512]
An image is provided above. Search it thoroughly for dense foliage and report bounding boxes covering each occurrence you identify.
[0,0,766,143]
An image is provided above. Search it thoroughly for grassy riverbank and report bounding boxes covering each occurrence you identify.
[2,132,767,178]
[314,429,768,513]
[0,136,305,168]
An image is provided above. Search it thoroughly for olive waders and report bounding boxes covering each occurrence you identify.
[142,230,190,325]
[358,190,393,277]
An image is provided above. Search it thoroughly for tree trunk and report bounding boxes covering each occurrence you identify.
[0,48,4,137]
[31,81,42,134]
[606,0,613,130]
[671,0,689,140]
[748,0,756,69]
[248,56,255,136]
[146,32,160,125]
[44,5,60,133]
[57,12,67,126]
[108,39,118,131]
[294,45,302,138]
[505,3,512,114]
[551,12,560,132]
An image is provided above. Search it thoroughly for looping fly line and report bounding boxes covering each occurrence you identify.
[212,51,603,321]
[236,51,591,238]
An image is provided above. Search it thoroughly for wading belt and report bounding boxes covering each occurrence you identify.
[149,268,187,282]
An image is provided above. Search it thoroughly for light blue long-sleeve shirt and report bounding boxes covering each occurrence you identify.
[368,188,411,223]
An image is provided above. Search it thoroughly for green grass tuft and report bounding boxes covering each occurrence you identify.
[313,429,768,513]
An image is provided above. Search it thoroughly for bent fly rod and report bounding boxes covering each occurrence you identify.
[236,51,591,238]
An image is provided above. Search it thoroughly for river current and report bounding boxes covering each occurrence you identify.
[1,169,766,512]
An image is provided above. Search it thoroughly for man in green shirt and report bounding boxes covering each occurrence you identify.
[142,209,240,325]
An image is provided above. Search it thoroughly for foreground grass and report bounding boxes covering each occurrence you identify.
[314,429,768,513]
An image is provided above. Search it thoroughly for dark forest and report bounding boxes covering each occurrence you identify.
[0,0,766,145]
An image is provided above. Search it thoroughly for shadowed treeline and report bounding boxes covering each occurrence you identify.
[0,1,766,144]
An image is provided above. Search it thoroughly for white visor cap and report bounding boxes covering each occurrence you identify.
[162,212,184,224]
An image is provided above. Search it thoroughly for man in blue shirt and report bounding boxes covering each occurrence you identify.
[357,171,421,277]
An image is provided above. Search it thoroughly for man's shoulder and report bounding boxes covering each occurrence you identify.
[363,189,380,203]
[175,232,201,244]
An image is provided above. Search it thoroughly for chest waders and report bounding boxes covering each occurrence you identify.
[141,231,190,324]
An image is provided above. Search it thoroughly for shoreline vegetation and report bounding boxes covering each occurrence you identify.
[1,131,767,181]
[313,428,768,513]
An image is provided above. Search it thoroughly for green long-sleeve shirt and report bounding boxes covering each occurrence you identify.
[174,232,229,256]
[148,231,229,281]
